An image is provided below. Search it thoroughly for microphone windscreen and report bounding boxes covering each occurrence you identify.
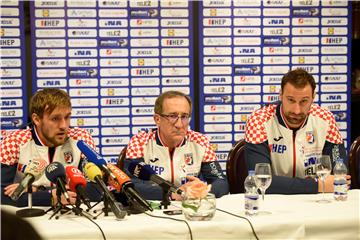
[66,166,87,192]
[25,158,47,180]
[84,162,102,182]
[107,164,131,191]
[77,140,107,166]
[45,162,66,183]
[128,161,154,181]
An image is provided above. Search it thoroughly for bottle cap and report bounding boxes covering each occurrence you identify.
[248,170,255,175]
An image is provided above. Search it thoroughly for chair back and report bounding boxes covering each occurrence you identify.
[226,139,247,194]
[116,146,127,170]
[349,136,360,189]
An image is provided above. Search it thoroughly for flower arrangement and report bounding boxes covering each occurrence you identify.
[185,180,212,200]
[181,180,216,221]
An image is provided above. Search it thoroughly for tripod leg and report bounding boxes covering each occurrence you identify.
[48,205,62,220]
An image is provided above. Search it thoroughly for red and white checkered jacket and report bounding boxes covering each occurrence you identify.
[245,103,344,179]
[126,128,217,186]
[1,126,95,188]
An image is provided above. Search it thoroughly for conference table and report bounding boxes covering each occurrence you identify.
[2,190,359,240]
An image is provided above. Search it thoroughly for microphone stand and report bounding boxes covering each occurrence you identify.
[48,185,70,220]
[93,192,111,219]
[16,184,46,218]
[122,192,146,214]
[160,188,171,209]
[90,182,127,219]
[71,195,94,219]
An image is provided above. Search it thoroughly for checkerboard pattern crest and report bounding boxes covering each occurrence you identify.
[126,130,156,159]
[0,127,95,165]
[309,105,343,144]
[1,129,32,165]
[245,104,276,144]
[187,131,216,162]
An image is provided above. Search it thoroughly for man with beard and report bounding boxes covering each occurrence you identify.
[1,88,100,206]
[124,91,228,200]
[244,69,350,194]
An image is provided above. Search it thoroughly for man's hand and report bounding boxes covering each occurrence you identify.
[4,183,20,197]
[4,183,38,197]
[171,176,208,200]
[318,174,351,193]
[51,188,77,205]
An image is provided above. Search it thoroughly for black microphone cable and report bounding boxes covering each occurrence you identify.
[216,208,259,240]
[144,212,193,240]
[69,203,107,240]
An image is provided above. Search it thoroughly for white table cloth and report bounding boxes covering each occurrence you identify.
[2,190,359,240]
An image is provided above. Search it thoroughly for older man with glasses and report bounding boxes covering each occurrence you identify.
[124,91,229,200]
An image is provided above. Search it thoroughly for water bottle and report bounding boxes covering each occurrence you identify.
[244,170,259,216]
[333,158,348,201]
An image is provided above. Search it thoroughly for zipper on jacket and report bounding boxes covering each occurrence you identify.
[292,131,296,177]
[169,148,175,183]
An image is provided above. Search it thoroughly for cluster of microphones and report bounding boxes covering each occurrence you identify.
[10,140,183,219]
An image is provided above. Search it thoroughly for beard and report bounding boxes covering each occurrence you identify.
[284,112,306,126]
[44,132,68,147]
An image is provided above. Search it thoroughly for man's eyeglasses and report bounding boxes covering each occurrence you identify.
[157,113,191,124]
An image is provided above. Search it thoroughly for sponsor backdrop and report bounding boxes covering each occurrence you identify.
[0,1,352,170]
[29,0,194,163]
[0,1,27,135]
[199,0,352,170]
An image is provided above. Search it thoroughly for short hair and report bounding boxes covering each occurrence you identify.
[281,69,316,94]
[29,88,71,120]
[154,91,192,114]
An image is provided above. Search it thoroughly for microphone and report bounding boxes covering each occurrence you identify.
[65,166,91,209]
[77,140,116,179]
[83,162,126,219]
[45,162,70,203]
[11,159,47,201]
[107,164,153,212]
[128,161,183,196]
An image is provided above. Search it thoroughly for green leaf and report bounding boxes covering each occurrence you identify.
[182,201,200,212]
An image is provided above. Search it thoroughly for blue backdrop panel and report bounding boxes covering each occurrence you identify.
[0,1,27,137]
[198,0,352,170]
[30,1,194,162]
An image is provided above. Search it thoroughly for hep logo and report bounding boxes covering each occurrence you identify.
[269,144,287,154]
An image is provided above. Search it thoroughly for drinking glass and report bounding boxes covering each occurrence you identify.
[254,163,272,201]
[316,155,332,203]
